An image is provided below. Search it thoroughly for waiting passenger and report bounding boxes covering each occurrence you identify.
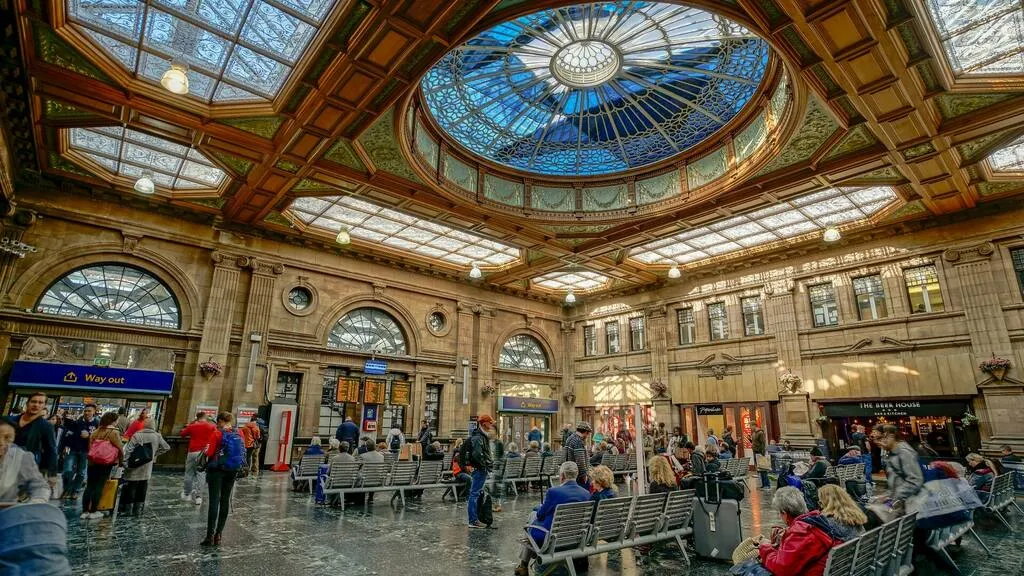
[424,441,444,461]
[506,442,521,458]
[817,484,867,541]
[589,465,616,501]
[330,442,355,464]
[688,442,707,475]
[326,438,341,459]
[767,439,782,453]
[756,486,841,576]
[358,440,384,463]
[540,442,553,458]
[704,444,721,473]
[837,447,862,466]
[801,447,829,479]
[120,417,170,516]
[0,418,51,504]
[648,455,677,493]
[965,452,997,496]
[357,436,371,455]
[513,461,591,576]
[525,441,540,456]
[589,441,609,466]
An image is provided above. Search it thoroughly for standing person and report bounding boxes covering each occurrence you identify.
[706,428,720,448]
[563,421,593,487]
[120,417,169,516]
[417,421,433,450]
[114,407,130,437]
[465,415,494,529]
[0,418,51,504]
[752,423,770,489]
[878,424,923,515]
[335,417,360,453]
[722,425,737,455]
[81,412,122,520]
[528,426,543,445]
[202,412,245,546]
[180,411,215,505]
[11,392,58,489]
[237,416,262,474]
[61,403,99,500]
[560,423,573,446]
[385,425,405,454]
[654,422,669,452]
[123,409,148,440]
[851,424,872,486]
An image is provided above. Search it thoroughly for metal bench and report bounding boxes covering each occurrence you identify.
[890,512,917,576]
[623,492,668,545]
[500,457,527,497]
[524,501,595,576]
[661,489,696,564]
[588,496,632,548]
[290,453,326,491]
[440,451,454,481]
[822,536,858,576]
[386,461,419,506]
[540,452,564,490]
[848,523,881,576]
[979,472,1020,529]
[515,455,544,491]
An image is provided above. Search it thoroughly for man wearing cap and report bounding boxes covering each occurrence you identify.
[467,414,495,528]
[563,421,593,487]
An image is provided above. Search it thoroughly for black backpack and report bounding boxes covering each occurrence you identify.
[390,434,401,451]
[126,442,153,469]
[477,490,494,527]
[460,435,476,468]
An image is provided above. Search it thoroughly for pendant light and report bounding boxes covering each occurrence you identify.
[564,289,576,304]
[469,263,482,279]
[161,60,190,95]
[668,265,681,279]
[133,170,155,194]
[823,226,841,243]
[336,227,350,245]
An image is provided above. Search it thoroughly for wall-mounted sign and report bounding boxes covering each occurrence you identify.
[92,357,111,367]
[498,396,559,414]
[364,359,387,375]
[9,360,175,395]
[195,404,219,418]
[696,404,724,416]
[236,406,258,425]
[823,400,968,418]
[363,378,387,404]
[361,404,378,432]
[335,377,360,404]
[389,382,411,406]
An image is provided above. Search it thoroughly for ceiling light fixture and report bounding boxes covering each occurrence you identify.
[161,60,190,95]
[336,227,350,245]
[668,265,681,279]
[565,290,576,305]
[823,226,841,243]
[133,170,155,194]
[469,263,482,279]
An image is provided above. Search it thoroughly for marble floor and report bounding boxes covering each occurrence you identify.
[61,472,1024,575]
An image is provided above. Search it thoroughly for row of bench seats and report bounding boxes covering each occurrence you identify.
[822,512,917,576]
[320,459,451,509]
[526,489,696,576]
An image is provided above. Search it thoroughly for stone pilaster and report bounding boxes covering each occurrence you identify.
[227,257,284,409]
[763,281,800,373]
[452,302,477,434]
[194,251,243,408]
[943,244,1012,358]
[560,320,576,432]
[475,305,496,417]
[646,305,674,426]
[0,208,36,303]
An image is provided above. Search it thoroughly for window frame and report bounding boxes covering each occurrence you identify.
[677,307,695,345]
[903,264,944,314]
[808,282,840,328]
[605,321,621,354]
[708,302,728,341]
[583,325,597,357]
[424,384,442,438]
[1011,248,1024,299]
[741,296,765,336]
[852,274,888,321]
[498,334,549,371]
[629,316,646,351]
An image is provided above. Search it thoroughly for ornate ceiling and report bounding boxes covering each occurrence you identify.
[4,0,1024,303]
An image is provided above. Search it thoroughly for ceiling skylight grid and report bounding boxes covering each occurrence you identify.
[288,196,521,267]
[65,0,337,103]
[988,135,1024,171]
[65,126,227,190]
[421,1,769,176]
[924,0,1024,75]
[629,186,898,265]
[532,270,610,292]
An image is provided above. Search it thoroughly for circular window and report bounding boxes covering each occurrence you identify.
[288,287,312,311]
[551,40,620,88]
[425,308,451,337]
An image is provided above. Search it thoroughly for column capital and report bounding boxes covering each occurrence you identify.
[560,320,576,334]
[942,242,995,264]
[211,251,246,269]
[645,305,667,319]
[249,257,285,276]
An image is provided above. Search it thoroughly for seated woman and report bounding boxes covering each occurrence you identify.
[590,465,616,501]
[704,445,722,473]
[837,447,861,466]
[756,486,841,576]
[540,443,553,458]
[801,447,829,479]
[326,438,341,459]
[525,441,540,456]
[589,441,609,467]
[648,455,678,493]
[304,437,324,456]
[506,442,521,459]
[965,452,997,497]
[817,484,867,541]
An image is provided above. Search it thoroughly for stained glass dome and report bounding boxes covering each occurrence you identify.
[420,1,770,177]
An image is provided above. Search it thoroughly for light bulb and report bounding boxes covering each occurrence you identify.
[133,170,155,194]
[336,227,350,245]
[565,290,576,304]
[161,61,190,95]
[469,264,482,279]
[668,265,681,279]
[823,226,841,243]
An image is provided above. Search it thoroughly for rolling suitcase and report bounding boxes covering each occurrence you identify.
[692,497,743,560]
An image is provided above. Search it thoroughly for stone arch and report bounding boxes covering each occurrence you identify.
[492,323,558,373]
[315,294,419,357]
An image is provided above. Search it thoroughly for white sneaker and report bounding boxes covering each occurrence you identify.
[193,497,203,506]
[79,512,89,520]
[180,492,190,501]
[89,512,104,519]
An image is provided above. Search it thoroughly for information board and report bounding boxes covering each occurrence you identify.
[335,377,360,403]
[389,381,411,406]
[363,378,387,404]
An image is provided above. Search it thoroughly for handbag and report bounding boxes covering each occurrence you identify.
[88,439,119,465]
[755,454,771,471]
[731,537,761,564]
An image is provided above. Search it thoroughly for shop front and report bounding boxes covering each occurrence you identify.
[681,402,777,458]
[578,404,657,446]
[498,395,558,449]
[4,360,175,423]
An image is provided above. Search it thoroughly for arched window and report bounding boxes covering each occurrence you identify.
[36,263,181,329]
[328,308,407,355]
[498,334,548,371]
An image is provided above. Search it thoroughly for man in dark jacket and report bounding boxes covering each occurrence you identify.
[466,415,494,528]
[563,421,593,487]
[12,391,58,487]
[752,424,769,489]
[61,403,99,499]
[417,421,433,449]
[335,417,360,453]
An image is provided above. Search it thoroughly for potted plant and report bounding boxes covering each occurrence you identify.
[650,379,668,399]
[778,372,803,394]
[480,381,498,396]
[979,355,1011,380]
[198,358,222,378]
[961,412,979,427]
[815,414,830,426]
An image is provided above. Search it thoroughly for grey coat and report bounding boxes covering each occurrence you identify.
[885,441,924,501]
[123,428,170,481]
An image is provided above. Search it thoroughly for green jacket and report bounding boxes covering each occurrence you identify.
[752,429,767,455]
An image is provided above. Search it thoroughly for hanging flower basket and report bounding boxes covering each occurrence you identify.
[779,372,803,394]
[961,412,979,427]
[650,379,668,399]
[198,358,223,378]
[480,381,498,396]
[815,415,830,426]
[979,355,1011,380]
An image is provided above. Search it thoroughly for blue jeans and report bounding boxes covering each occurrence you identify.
[467,469,488,524]
[759,470,770,488]
[62,451,88,494]
[863,454,873,484]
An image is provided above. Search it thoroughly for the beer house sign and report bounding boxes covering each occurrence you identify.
[823,400,968,418]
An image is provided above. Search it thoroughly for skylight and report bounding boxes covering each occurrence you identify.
[65,126,227,190]
[532,270,610,292]
[289,196,521,267]
[924,0,1024,75]
[629,186,898,265]
[988,135,1024,171]
[65,0,337,103]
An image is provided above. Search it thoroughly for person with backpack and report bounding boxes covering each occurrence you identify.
[119,417,169,516]
[81,412,122,520]
[201,412,245,546]
[237,416,262,477]
[385,425,405,454]
[465,415,494,529]
[180,411,216,505]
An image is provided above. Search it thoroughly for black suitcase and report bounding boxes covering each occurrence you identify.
[692,497,743,560]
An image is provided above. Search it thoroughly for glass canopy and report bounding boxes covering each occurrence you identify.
[630,186,898,265]
[421,1,769,176]
[65,126,227,190]
[328,307,407,355]
[924,0,1024,75]
[65,0,337,103]
[989,135,1024,171]
[533,270,610,292]
[37,264,181,329]
[289,195,520,267]
[498,334,549,371]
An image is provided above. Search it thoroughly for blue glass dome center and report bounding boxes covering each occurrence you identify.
[420,1,770,177]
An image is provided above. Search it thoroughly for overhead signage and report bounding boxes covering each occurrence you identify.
[9,360,175,396]
[364,359,387,375]
[361,404,378,432]
[823,401,968,418]
[335,377,360,404]
[696,404,724,416]
[92,357,111,367]
[363,378,387,405]
[498,396,559,414]
[389,382,411,406]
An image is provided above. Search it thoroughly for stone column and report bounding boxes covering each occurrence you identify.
[226,257,283,409]
[778,392,817,448]
[475,306,497,417]
[194,251,243,409]
[560,320,576,431]
[763,282,800,374]
[0,208,36,303]
[646,305,673,426]
[452,302,476,436]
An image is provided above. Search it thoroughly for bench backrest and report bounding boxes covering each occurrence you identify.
[417,460,443,484]
[389,461,418,486]
[384,452,397,465]
[610,453,626,471]
[360,462,387,488]
[989,472,1014,509]
[628,492,667,538]
[327,461,360,489]
[545,501,595,553]
[849,525,882,576]
[298,454,325,475]
[663,489,696,531]
[625,452,637,471]
[503,457,526,479]
[891,513,917,562]
[591,496,632,543]
[824,465,836,478]
[822,537,857,576]
[522,456,542,478]
[442,451,453,471]
[873,516,901,572]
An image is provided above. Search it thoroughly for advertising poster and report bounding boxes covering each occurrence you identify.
[195,404,219,418]
[236,406,258,425]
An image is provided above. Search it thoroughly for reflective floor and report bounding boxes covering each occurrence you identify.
[62,472,1024,575]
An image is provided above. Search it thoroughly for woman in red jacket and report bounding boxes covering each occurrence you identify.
[756,486,841,576]
[123,409,148,440]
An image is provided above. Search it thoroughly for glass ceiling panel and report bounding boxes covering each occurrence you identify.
[988,135,1024,171]
[629,186,897,265]
[421,1,769,176]
[66,0,338,104]
[925,0,1024,76]
[65,127,227,190]
[288,195,521,268]
[532,270,610,292]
